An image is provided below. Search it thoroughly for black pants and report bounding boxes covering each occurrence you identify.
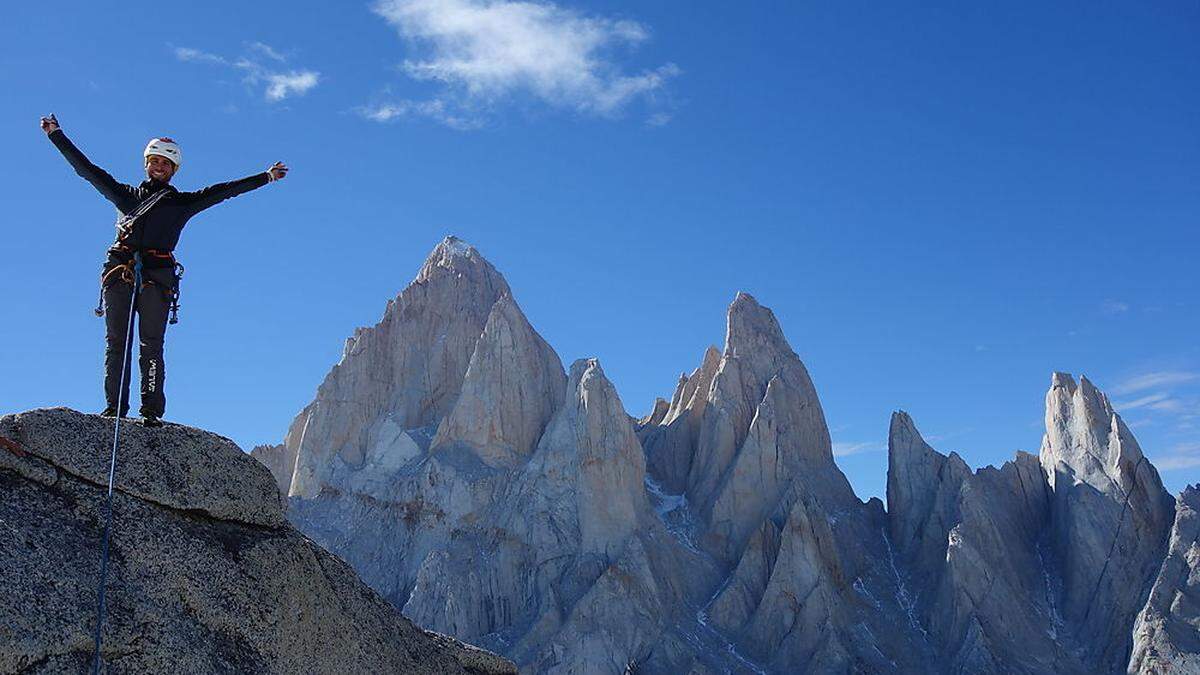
[103,267,173,417]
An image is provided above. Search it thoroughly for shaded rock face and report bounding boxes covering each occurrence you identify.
[639,345,720,495]
[886,373,1184,674]
[1130,485,1200,674]
[264,237,1197,674]
[0,408,514,675]
[887,414,1063,673]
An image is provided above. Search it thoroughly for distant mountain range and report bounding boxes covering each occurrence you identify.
[254,236,1199,674]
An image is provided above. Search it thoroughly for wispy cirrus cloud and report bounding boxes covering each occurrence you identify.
[1115,392,1175,411]
[364,0,678,127]
[173,42,320,102]
[1110,368,1200,467]
[1112,376,1199,427]
[833,441,883,458]
[248,41,288,62]
[1112,370,1199,396]
[357,97,482,130]
[1153,442,1200,471]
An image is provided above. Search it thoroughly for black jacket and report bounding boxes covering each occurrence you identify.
[49,129,269,256]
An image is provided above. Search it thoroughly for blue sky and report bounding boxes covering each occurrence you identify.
[2,1,1197,500]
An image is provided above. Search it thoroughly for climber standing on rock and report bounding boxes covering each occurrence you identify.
[41,114,288,427]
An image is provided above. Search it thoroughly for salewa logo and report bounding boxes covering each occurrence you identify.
[148,359,158,392]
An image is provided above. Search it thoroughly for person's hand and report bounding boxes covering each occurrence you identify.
[267,161,288,182]
[40,114,60,135]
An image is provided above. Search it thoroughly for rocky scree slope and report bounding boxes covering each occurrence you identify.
[256,236,1197,674]
[0,407,515,674]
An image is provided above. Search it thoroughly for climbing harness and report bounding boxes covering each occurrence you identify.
[94,249,184,324]
[91,252,142,675]
[94,185,174,320]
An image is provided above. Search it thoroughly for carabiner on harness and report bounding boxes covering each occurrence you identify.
[168,262,185,325]
[93,261,137,318]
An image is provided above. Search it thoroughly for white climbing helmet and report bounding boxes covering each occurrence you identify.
[144,137,183,169]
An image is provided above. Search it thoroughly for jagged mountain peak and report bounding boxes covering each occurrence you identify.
[638,397,670,427]
[724,291,793,359]
[887,410,960,471]
[1047,372,1117,431]
[1051,370,1078,391]
[430,290,566,469]
[889,409,920,440]
[1039,371,1177,672]
[886,409,972,566]
[1041,371,1152,490]
[256,240,1197,673]
[414,235,509,292]
[569,355,602,380]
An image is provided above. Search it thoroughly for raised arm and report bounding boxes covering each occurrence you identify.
[181,162,288,215]
[41,115,136,211]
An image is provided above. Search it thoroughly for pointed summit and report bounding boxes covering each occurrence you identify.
[686,293,832,525]
[519,358,648,558]
[284,236,511,498]
[639,344,721,494]
[431,292,566,468]
[725,292,793,361]
[415,236,510,295]
[1039,372,1176,672]
[886,411,971,570]
[1042,372,1149,493]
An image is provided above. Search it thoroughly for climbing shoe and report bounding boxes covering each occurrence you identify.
[99,407,126,418]
[141,414,164,428]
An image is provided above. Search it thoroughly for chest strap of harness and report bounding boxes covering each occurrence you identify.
[115,187,172,244]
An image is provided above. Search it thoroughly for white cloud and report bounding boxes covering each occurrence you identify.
[369,0,678,126]
[174,46,228,65]
[833,441,882,457]
[1113,370,1199,396]
[250,41,288,62]
[266,71,321,101]
[357,98,481,129]
[173,42,320,102]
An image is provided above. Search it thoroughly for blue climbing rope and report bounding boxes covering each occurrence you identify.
[91,252,141,674]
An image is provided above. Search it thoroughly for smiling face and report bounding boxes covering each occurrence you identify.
[145,154,176,183]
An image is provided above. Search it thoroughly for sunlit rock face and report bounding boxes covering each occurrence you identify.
[260,237,1195,674]
[281,235,512,501]
[1040,373,1176,672]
